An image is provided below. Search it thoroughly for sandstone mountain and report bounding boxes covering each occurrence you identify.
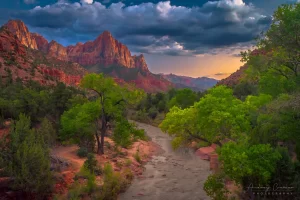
[161,73,218,91]
[0,24,86,86]
[2,20,172,92]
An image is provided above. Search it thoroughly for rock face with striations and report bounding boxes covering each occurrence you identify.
[31,33,49,53]
[5,21,149,70]
[48,40,68,61]
[3,19,173,92]
[4,20,38,50]
[66,31,148,70]
[0,25,86,87]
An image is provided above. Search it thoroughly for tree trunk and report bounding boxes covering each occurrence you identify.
[99,114,106,155]
[95,132,101,154]
[98,94,106,155]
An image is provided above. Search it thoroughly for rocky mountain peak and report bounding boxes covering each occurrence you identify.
[4,19,38,50]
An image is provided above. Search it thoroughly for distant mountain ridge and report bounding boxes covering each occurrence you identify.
[161,73,218,91]
[3,19,173,92]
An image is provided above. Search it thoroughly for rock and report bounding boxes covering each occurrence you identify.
[47,40,68,61]
[162,174,166,177]
[148,175,154,178]
[210,153,219,171]
[4,20,38,49]
[195,146,215,160]
[31,33,48,53]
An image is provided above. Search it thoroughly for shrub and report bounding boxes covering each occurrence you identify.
[66,181,84,200]
[98,163,129,200]
[0,114,53,196]
[77,147,88,158]
[122,168,134,182]
[134,109,149,122]
[84,153,102,175]
[113,120,132,148]
[76,165,97,194]
[148,107,158,119]
[134,150,141,163]
[125,159,132,167]
[113,119,146,148]
[37,118,56,147]
[203,173,229,200]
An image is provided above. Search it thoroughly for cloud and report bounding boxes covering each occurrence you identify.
[81,0,93,4]
[24,0,35,4]
[9,0,271,56]
[214,72,231,76]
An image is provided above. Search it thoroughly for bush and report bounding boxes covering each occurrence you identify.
[113,119,146,148]
[66,181,84,200]
[125,159,132,167]
[76,165,97,194]
[122,168,134,182]
[148,107,158,119]
[113,120,132,148]
[97,163,129,200]
[134,151,141,163]
[134,109,149,122]
[203,173,229,200]
[77,147,88,158]
[84,153,102,175]
[0,114,53,196]
[37,118,56,147]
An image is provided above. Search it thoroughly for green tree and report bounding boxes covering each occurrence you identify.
[168,88,198,109]
[80,73,130,154]
[84,153,98,174]
[219,142,281,186]
[112,119,145,148]
[61,73,142,154]
[0,114,53,196]
[60,101,100,151]
[241,4,300,96]
[160,86,251,148]
[37,117,56,147]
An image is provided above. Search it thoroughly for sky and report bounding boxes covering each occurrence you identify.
[0,0,297,79]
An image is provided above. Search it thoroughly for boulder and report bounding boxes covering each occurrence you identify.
[195,146,215,160]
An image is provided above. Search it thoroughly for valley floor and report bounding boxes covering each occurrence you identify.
[120,122,211,200]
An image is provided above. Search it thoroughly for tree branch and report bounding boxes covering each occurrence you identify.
[185,129,222,147]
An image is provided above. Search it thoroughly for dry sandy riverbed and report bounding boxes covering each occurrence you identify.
[120,122,211,200]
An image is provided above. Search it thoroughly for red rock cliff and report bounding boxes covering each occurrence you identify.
[4,20,149,70]
[66,31,149,71]
[31,33,48,53]
[2,20,173,92]
[4,20,38,50]
[48,40,68,61]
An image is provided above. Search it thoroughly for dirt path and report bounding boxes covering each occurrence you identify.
[120,122,211,200]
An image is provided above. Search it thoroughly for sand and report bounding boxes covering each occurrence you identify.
[120,122,211,200]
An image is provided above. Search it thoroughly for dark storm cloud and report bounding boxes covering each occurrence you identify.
[24,0,36,4]
[4,0,274,56]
